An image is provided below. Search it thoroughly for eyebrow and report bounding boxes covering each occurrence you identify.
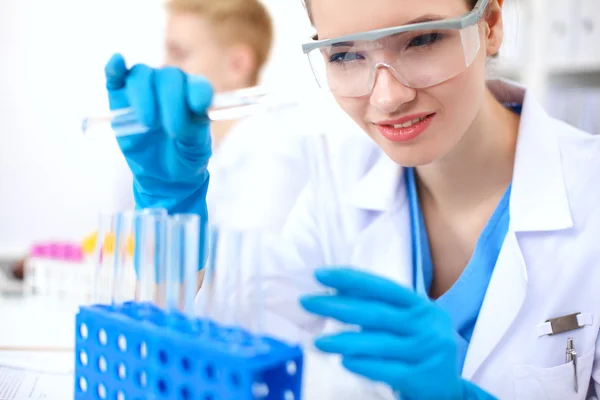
[405,14,446,25]
[332,41,355,48]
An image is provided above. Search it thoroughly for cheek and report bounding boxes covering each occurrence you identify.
[432,52,487,133]
[333,96,370,131]
[185,52,225,83]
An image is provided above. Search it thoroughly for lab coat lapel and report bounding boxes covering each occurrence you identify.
[461,231,527,379]
[462,81,574,380]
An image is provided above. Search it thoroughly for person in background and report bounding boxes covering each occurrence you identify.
[163,0,309,232]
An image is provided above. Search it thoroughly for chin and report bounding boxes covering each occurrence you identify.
[368,131,441,167]
[385,148,440,167]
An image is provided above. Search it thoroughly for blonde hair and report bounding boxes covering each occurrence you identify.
[166,0,274,85]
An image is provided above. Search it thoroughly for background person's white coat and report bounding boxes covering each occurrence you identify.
[207,110,310,233]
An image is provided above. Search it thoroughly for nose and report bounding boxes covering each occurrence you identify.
[369,67,416,114]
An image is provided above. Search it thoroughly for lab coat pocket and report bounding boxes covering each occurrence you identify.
[513,347,595,400]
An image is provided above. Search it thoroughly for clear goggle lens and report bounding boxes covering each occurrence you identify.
[307,24,481,98]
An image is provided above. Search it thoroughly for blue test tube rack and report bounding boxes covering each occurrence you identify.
[74,302,303,400]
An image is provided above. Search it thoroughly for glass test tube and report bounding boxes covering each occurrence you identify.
[202,228,238,326]
[81,86,300,138]
[201,227,268,350]
[165,214,200,318]
[113,211,136,305]
[133,208,168,307]
[195,226,220,336]
[93,211,121,304]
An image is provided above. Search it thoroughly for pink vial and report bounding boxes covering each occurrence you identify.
[30,243,50,258]
[65,244,84,263]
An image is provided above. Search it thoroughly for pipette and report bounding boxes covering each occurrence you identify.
[81,85,300,138]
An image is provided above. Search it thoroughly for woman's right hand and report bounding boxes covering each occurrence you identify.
[104,53,213,217]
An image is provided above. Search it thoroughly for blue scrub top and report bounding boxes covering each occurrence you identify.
[406,103,521,371]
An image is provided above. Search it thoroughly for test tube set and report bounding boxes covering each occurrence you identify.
[73,208,303,400]
[24,242,86,302]
[24,234,137,307]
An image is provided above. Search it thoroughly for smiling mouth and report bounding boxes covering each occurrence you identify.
[387,115,431,128]
[374,113,436,143]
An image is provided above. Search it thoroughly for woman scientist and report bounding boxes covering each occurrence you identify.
[103,0,600,398]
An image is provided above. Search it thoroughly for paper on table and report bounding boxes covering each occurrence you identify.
[0,366,73,400]
[0,351,73,375]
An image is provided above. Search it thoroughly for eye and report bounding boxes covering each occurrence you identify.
[329,52,365,64]
[167,44,189,61]
[408,33,442,48]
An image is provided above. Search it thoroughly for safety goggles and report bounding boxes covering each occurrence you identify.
[301,0,489,98]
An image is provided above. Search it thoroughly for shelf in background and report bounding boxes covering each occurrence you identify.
[490,61,600,87]
[549,61,600,76]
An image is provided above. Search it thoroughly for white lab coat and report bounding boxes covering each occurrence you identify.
[206,110,309,233]
[254,80,600,399]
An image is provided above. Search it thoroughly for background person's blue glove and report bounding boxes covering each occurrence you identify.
[104,53,212,217]
[104,53,213,271]
[300,268,497,400]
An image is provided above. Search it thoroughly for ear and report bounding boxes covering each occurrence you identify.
[483,0,504,57]
[224,44,257,88]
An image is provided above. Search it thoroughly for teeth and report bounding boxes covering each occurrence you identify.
[393,115,428,129]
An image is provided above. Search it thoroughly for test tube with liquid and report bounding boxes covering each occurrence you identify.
[81,86,300,138]
[113,211,137,305]
[164,214,201,319]
[133,208,168,308]
[195,226,220,337]
[93,211,122,305]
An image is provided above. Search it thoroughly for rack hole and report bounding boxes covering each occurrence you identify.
[252,383,269,398]
[78,377,88,392]
[205,364,217,381]
[136,371,147,388]
[181,357,192,373]
[117,363,127,380]
[180,386,192,400]
[98,329,108,346]
[158,349,169,365]
[98,356,107,372]
[230,372,241,388]
[97,383,107,399]
[157,378,169,394]
[79,351,88,366]
[79,324,88,340]
[284,390,295,400]
[117,335,127,352]
[286,361,297,376]
[139,341,148,359]
[116,391,125,400]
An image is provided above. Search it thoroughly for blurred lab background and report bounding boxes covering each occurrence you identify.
[0,0,599,273]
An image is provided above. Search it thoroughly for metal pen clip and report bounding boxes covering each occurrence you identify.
[566,338,578,393]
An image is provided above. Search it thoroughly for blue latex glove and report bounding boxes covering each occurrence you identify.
[300,268,497,400]
[104,53,213,270]
[104,53,212,216]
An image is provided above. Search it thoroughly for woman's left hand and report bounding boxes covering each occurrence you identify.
[299,267,492,400]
